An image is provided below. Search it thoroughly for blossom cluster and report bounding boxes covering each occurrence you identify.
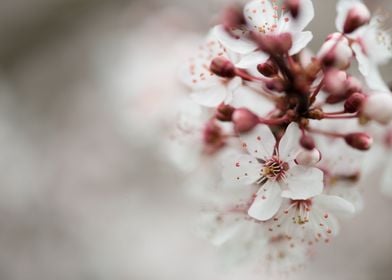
[171,0,392,273]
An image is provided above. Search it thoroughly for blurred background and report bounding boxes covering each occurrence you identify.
[0,0,391,279]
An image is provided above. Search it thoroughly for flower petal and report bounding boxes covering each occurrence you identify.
[248,181,282,221]
[190,85,229,107]
[278,122,301,161]
[235,51,269,69]
[313,194,356,217]
[335,0,356,32]
[213,25,257,54]
[244,0,276,34]
[289,31,313,55]
[240,124,276,159]
[278,0,315,33]
[281,166,324,200]
[222,154,262,187]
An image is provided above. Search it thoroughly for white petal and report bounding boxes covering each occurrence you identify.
[278,122,301,161]
[213,25,257,54]
[278,0,315,33]
[235,51,269,69]
[364,64,390,92]
[335,0,357,32]
[248,181,282,221]
[313,194,356,217]
[191,85,228,107]
[244,0,276,33]
[352,42,370,76]
[289,31,313,55]
[240,124,276,159]
[281,166,324,200]
[221,154,262,187]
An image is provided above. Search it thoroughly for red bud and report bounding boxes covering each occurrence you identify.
[232,108,259,133]
[344,92,365,113]
[210,57,236,78]
[216,103,235,122]
[344,133,373,151]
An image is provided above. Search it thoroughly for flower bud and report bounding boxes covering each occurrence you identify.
[203,121,226,154]
[343,3,371,34]
[344,133,373,151]
[210,57,236,78]
[232,108,259,133]
[295,148,321,166]
[222,4,246,30]
[215,103,235,122]
[257,61,278,77]
[285,0,300,18]
[318,34,353,70]
[362,93,392,125]
[300,134,316,150]
[323,69,348,96]
[346,76,363,94]
[344,92,365,113]
[254,33,293,55]
[266,78,286,92]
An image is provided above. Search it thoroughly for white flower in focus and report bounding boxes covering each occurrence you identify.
[267,194,355,244]
[213,0,314,69]
[179,33,247,107]
[336,0,392,91]
[222,123,324,221]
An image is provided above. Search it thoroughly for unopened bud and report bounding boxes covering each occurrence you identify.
[210,57,236,78]
[344,92,365,113]
[346,76,363,94]
[203,121,226,154]
[295,148,321,166]
[343,3,371,34]
[222,4,246,30]
[266,78,286,92]
[232,108,259,133]
[257,61,278,77]
[285,0,300,18]
[318,34,353,70]
[254,33,293,55]
[324,69,348,95]
[362,93,392,125]
[216,103,235,122]
[344,133,373,151]
[300,134,316,150]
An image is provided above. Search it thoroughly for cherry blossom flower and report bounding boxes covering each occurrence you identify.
[266,193,355,244]
[179,33,249,107]
[222,123,324,221]
[336,0,392,91]
[213,0,314,69]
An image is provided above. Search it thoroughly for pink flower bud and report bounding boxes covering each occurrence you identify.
[215,103,235,122]
[324,69,348,96]
[254,33,293,55]
[285,0,300,18]
[222,4,246,30]
[343,3,371,34]
[344,92,365,113]
[295,148,321,166]
[318,34,353,69]
[232,108,259,133]
[257,61,278,77]
[346,76,363,94]
[362,93,392,124]
[210,57,236,78]
[203,121,226,154]
[266,78,286,92]
[300,134,316,150]
[344,133,373,151]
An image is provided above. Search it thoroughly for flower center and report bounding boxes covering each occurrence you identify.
[290,200,312,225]
[262,156,289,182]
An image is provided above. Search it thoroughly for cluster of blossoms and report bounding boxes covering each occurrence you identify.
[171,0,392,273]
